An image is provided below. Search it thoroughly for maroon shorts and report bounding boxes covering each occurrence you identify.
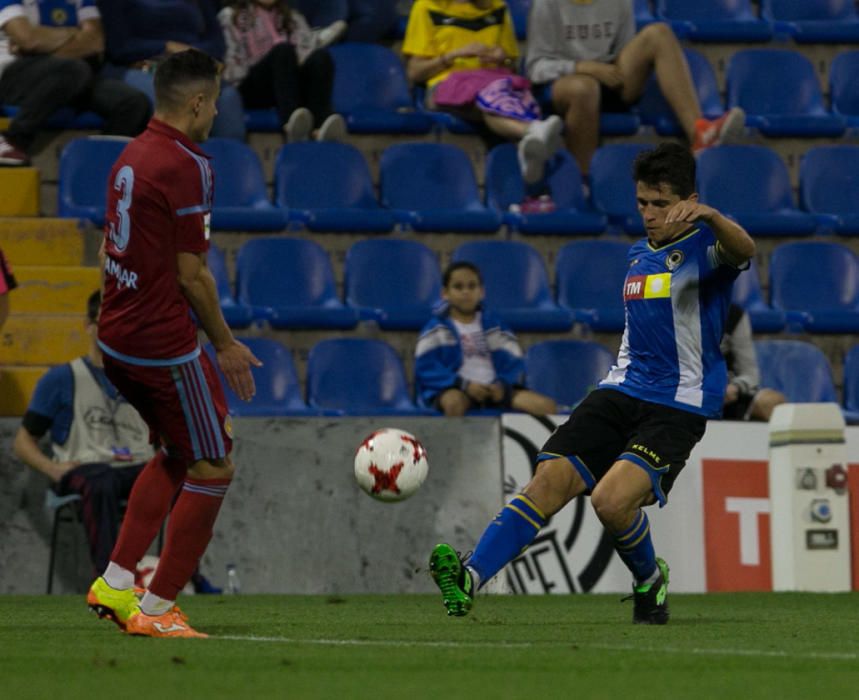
[103,350,233,465]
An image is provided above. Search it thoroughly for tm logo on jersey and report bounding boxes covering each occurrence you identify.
[624,273,671,300]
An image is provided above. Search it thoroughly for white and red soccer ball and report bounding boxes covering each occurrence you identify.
[354,428,428,502]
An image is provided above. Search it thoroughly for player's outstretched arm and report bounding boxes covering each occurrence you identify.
[177,251,262,401]
[665,200,755,266]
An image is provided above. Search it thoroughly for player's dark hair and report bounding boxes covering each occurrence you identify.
[153,49,221,112]
[632,143,696,199]
[443,261,483,287]
[87,290,100,324]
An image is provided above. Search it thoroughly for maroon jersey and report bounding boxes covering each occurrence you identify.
[99,119,213,364]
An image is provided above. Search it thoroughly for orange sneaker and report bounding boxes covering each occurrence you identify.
[125,609,208,638]
[692,107,745,153]
[133,587,189,622]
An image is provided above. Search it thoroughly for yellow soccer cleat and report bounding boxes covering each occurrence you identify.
[87,577,139,630]
[124,609,208,639]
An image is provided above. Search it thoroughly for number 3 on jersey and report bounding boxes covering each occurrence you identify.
[109,165,134,252]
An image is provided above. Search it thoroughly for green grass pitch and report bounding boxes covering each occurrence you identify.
[2,593,858,699]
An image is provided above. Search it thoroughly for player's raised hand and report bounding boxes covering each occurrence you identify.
[216,340,263,402]
[665,201,717,225]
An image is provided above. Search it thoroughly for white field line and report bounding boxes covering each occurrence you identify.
[214,635,859,661]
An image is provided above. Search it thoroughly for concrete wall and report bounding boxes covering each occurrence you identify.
[0,417,503,594]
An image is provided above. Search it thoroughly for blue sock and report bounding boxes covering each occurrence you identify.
[613,510,657,584]
[467,494,546,587]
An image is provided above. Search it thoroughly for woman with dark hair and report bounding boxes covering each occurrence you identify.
[219,0,347,141]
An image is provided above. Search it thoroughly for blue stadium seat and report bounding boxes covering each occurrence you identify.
[380,143,502,233]
[484,144,606,235]
[799,145,859,236]
[555,240,630,332]
[656,0,772,41]
[1,105,104,130]
[525,340,614,409]
[697,145,818,237]
[755,340,837,403]
[452,240,572,332]
[205,338,316,417]
[730,258,785,333]
[761,0,859,43]
[589,143,652,235]
[57,136,129,224]
[235,237,360,329]
[726,49,846,137]
[841,345,859,423]
[329,43,434,134]
[344,239,441,330]
[208,245,254,329]
[306,338,432,415]
[769,241,859,333]
[202,138,284,231]
[635,0,658,28]
[273,141,397,233]
[636,48,724,135]
[830,51,859,127]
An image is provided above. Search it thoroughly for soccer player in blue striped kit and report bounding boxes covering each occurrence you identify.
[430,143,756,624]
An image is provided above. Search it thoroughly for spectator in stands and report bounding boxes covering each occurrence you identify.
[415,261,557,417]
[13,291,154,577]
[526,0,745,177]
[97,0,246,140]
[293,0,398,43]
[0,0,150,166]
[721,303,786,421]
[0,245,16,330]
[219,0,347,142]
[403,0,563,187]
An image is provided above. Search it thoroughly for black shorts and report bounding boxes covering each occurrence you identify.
[539,388,707,506]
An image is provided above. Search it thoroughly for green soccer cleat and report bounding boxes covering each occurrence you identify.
[429,543,474,617]
[87,576,139,630]
[626,557,670,625]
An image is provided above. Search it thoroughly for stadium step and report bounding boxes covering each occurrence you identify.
[1,315,88,365]
[0,168,40,216]
[0,365,48,416]
[10,265,100,315]
[0,218,86,266]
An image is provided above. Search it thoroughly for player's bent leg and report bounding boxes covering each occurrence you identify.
[136,456,234,635]
[430,457,587,617]
[592,460,669,624]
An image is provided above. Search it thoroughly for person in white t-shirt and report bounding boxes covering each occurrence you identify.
[415,261,557,416]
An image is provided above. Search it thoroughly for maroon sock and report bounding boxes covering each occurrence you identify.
[110,450,186,572]
[148,478,231,600]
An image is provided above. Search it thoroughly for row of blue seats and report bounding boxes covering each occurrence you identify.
[208,335,859,422]
[9,42,859,138]
[502,0,859,43]
[59,136,859,238]
[210,237,859,335]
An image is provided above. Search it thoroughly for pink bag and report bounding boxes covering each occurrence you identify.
[433,68,541,121]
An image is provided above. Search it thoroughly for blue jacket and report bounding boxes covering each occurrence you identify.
[98,0,225,65]
[414,307,525,406]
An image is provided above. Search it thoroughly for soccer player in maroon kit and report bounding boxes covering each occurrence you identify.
[86,50,261,638]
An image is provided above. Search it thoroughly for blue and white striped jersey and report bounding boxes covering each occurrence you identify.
[600,224,744,418]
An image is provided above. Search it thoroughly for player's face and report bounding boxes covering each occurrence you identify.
[635,181,693,244]
[191,80,220,142]
[443,268,484,316]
